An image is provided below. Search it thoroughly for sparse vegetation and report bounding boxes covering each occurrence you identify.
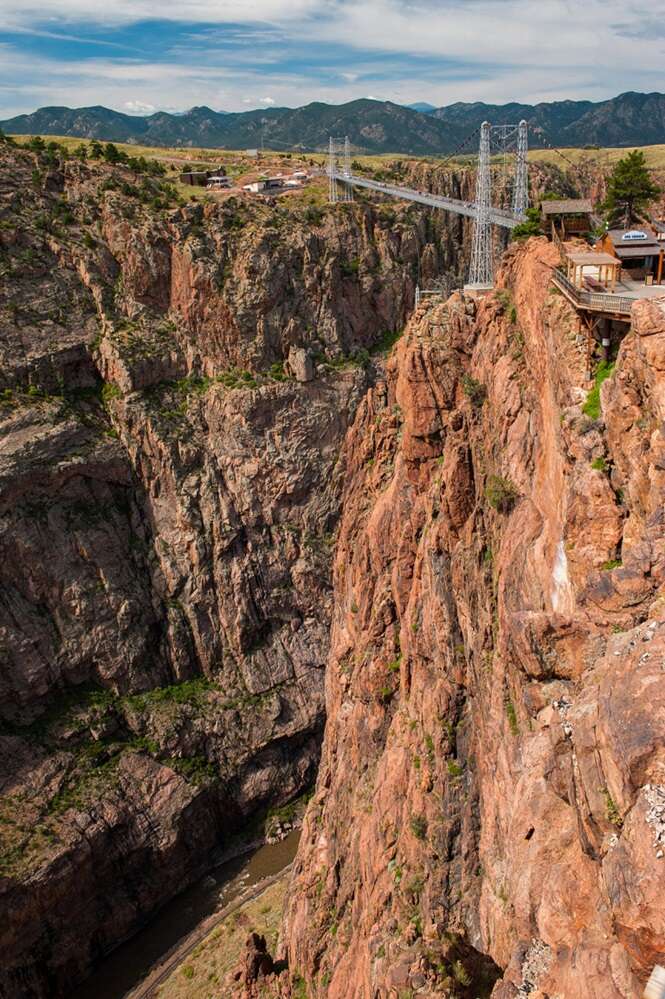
[340,257,360,277]
[582,360,615,420]
[292,973,309,999]
[505,698,519,735]
[485,475,519,513]
[510,207,542,241]
[0,676,228,876]
[370,328,403,357]
[100,382,122,405]
[452,959,472,986]
[462,373,486,408]
[156,876,288,999]
[410,814,428,840]
[602,788,623,828]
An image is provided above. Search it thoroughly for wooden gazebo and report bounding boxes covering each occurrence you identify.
[565,251,622,292]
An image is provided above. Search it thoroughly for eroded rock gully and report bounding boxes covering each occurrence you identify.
[0,143,452,998]
[242,239,665,999]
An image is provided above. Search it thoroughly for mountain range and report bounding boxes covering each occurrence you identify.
[2,91,664,155]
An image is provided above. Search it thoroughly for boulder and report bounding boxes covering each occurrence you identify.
[286,346,315,382]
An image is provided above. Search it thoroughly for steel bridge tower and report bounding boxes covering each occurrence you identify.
[468,121,493,288]
[328,136,338,203]
[468,119,529,287]
[512,119,529,218]
[328,136,353,203]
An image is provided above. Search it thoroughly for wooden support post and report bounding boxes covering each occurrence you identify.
[600,318,611,362]
[582,313,600,380]
[658,251,664,286]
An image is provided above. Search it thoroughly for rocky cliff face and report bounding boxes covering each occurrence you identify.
[5,134,665,999]
[0,142,450,998]
[245,239,665,999]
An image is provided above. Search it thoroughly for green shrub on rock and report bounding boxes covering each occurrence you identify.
[485,475,518,513]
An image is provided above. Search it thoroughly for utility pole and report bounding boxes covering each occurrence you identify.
[468,121,493,288]
[512,119,529,218]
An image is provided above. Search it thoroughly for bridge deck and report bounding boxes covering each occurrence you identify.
[331,171,521,229]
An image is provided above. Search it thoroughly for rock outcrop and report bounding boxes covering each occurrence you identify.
[248,239,665,998]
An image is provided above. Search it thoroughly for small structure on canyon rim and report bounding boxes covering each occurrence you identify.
[565,250,621,292]
[596,226,665,285]
[180,167,227,187]
[541,198,593,240]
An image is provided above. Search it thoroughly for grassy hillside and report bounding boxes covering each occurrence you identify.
[11,134,665,171]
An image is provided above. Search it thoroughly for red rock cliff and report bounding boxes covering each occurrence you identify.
[266,238,665,999]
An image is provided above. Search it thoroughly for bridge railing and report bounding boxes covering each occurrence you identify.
[551,268,634,316]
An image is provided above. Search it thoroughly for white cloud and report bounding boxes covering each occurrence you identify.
[0,1,663,117]
[123,99,156,114]
[0,0,324,29]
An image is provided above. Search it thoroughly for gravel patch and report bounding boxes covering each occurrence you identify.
[516,938,552,997]
[644,785,665,858]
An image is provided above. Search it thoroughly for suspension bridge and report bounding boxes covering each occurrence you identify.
[327,121,529,288]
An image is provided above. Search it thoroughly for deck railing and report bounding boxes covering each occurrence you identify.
[551,268,634,315]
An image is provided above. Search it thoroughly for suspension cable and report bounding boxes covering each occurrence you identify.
[534,130,582,173]
[436,126,482,168]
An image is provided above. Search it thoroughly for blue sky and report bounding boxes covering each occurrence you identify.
[0,1,663,118]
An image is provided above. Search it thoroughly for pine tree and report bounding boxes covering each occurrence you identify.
[601,150,660,225]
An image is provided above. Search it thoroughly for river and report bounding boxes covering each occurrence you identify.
[70,829,301,999]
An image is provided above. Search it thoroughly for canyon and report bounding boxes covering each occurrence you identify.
[2,135,665,999]
[0,139,468,998]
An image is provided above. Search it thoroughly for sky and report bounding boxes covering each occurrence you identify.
[0,1,663,119]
